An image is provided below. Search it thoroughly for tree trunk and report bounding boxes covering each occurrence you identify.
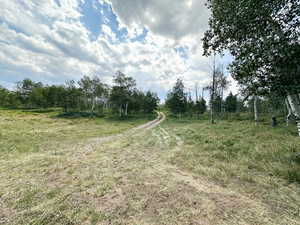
[285,98,292,126]
[287,94,300,136]
[85,94,88,111]
[119,105,122,117]
[102,103,106,114]
[254,95,259,125]
[195,83,198,102]
[211,54,216,124]
[221,87,224,113]
[91,97,95,114]
[125,102,128,116]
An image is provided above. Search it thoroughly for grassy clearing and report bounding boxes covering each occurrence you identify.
[0,108,155,155]
[165,116,300,183]
[0,110,299,225]
[164,117,300,223]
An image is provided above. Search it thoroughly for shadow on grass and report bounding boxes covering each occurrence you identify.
[53,111,157,122]
[0,107,62,114]
[54,111,104,119]
[24,108,60,114]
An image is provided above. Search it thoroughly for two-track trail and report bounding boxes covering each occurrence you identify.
[0,112,297,225]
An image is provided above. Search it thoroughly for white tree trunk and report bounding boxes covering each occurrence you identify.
[254,95,259,125]
[285,98,292,126]
[91,97,95,113]
[211,53,216,124]
[287,94,300,136]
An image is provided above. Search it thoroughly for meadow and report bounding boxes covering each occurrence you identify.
[0,108,155,156]
[165,116,300,223]
[0,109,299,225]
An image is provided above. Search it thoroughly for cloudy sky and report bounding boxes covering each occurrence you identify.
[0,0,236,100]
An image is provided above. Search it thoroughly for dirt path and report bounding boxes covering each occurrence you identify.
[88,111,165,145]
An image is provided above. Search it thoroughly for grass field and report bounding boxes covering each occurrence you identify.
[0,110,299,225]
[165,117,300,222]
[0,108,155,156]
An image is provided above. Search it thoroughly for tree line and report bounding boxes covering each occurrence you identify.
[0,71,159,117]
[165,78,247,117]
[166,76,289,125]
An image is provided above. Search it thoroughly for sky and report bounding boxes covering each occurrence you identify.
[0,0,237,101]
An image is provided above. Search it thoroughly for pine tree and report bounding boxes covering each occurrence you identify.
[225,92,237,113]
[166,79,188,116]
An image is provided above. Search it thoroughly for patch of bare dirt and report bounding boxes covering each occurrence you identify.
[0,198,17,225]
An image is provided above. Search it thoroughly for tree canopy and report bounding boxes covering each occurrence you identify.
[0,74,159,117]
[203,0,300,96]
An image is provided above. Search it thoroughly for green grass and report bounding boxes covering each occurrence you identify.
[162,117,300,223]
[165,117,300,183]
[0,110,299,225]
[0,108,155,155]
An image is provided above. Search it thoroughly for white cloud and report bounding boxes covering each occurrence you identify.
[107,0,209,40]
[0,0,237,100]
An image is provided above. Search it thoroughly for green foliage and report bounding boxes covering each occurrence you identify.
[109,71,159,116]
[78,75,108,113]
[224,92,237,113]
[194,98,206,115]
[143,91,159,113]
[203,0,300,96]
[0,86,21,108]
[211,94,223,113]
[165,79,188,115]
[1,73,159,117]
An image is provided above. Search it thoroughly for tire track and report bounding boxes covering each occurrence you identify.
[79,112,166,154]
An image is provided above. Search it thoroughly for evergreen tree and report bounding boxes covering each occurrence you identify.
[166,79,187,115]
[0,86,9,107]
[194,98,207,115]
[225,92,237,113]
[143,91,159,114]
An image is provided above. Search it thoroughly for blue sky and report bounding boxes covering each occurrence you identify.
[0,0,236,101]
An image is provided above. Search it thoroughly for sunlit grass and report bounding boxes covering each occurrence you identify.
[0,110,299,224]
[164,117,300,223]
[0,108,154,155]
[166,117,300,183]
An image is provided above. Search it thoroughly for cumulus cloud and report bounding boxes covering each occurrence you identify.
[0,0,235,100]
[107,0,209,40]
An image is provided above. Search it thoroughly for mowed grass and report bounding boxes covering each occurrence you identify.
[0,110,299,224]
[0,108,155,155]
[165,117,300,221]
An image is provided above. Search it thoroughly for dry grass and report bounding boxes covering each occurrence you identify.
[165,117,300,224]
[0,110,299,225]
[0,108,154,155]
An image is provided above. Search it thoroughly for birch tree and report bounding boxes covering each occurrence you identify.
[253,95,259,125]
[203,0,300,135]
[110,71,136,117]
